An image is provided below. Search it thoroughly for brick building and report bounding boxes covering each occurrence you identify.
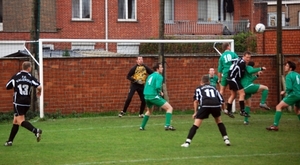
[0,0,276,39]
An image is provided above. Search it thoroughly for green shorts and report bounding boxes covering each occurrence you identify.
[220,72,228,87]
[244,84,260,100]
[144,95,167,108]
[283,94,300,107]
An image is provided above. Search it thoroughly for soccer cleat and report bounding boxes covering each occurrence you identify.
[165,125,176,131]
[240,111,250,117]
[223,109,228,114]
[181,143,190,147]
[266,125,279,131]
[35,129,42,142]
[224,139,231,146]
[243,121,249,125]
[118,111,125,117]
[260,103,271,110]
[138,114,144,118]
[139,127,145,130]
[4,141,12,146]
[224,111,235,118]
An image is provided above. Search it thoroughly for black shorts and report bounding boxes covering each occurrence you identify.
[195,106,221,119]
[14,104,30,116]
[228,79,243,91]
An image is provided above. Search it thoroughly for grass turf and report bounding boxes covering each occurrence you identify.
[0,112,299,165]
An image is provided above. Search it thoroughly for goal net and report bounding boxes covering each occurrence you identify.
[36,39,234,118]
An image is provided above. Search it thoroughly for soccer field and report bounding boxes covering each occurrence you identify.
[0,113,299,165]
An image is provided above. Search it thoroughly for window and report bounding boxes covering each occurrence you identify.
[164,0,174,23]
[198,0,218,22]
[72,0,92,20]
[267,12,285,27]
[118,0,136,21]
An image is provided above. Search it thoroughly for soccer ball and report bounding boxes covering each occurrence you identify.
[255,23,265,33]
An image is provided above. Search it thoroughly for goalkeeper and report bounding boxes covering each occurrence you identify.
[118,56,153,118]
[242,61,270,125]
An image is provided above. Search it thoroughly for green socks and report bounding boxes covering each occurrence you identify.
[244,106,250,122]
[273,111,282,126]
[261,89,269,104]
[140,113,173,129]
[297,114,300,120]
[140,115,150,129]
[165,112,172,127]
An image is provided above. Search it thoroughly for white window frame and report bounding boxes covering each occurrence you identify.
[118,0,137,21]
[298,11,300,26]
[0,0,3,31]
[71,42,95,50]
[164,0,174,24]
[197,0,219,23]
[72,0,92,21]
[267,12,286,27]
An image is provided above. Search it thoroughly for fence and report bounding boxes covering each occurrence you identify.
[165,20,250,35]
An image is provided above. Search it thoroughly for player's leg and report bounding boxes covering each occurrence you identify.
[14,105,42,142]
[160,101,175,130]
[243,85,259,123]
[294,101,300,120]
[219,75,228,96]
[18,106,42,142]
[181,118,203,147]
[244,96,251,125]
[266,95,299,131]
[212,108,230,146]
[237,88,249,117]
[219,85,226,96]
[136,86,146,117]
[266,100,288,131]
[4,108,19,146]
[226,80,239,118]
[119,84,136,117]
[257,84,270,110]
[181,107,208,147]
[140,100,152,130]
[233,80,248,117]
[226,89,236,118]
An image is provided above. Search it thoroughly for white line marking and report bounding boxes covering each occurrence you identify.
[64,152,300,165]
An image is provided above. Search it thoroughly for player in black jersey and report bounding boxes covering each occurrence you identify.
[226,51,251,118]
[181,75,230,147]
[4,61,42,146]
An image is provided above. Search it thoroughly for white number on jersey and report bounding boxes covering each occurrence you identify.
[17,84,29,95]
[204,89,216,98]
[224,54,232,63]
[296,75,300,85]
[147,76,153,85]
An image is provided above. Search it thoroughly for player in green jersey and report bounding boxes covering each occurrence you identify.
[217,43,239,96]
[242,61,269,125]
[208,68,219,88]
[140,63,175,131]
[267,61,300,131]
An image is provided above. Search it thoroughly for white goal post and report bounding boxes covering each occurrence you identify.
[38,39,234,118]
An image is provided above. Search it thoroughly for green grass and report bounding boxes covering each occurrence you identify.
[0,112,299,165]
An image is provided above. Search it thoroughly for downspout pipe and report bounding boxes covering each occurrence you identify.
[105,0,108,51]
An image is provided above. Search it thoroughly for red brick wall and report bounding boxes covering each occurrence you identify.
[256,30,300,55]
[1,54,299,114]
